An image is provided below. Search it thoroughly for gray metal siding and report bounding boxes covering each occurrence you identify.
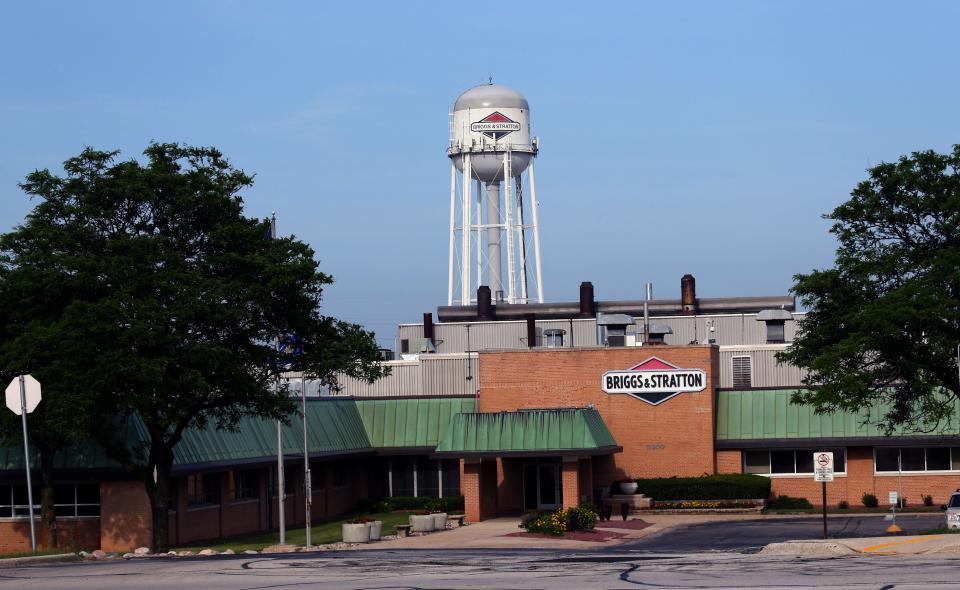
[719,347,807,388]
[333,354,478,397]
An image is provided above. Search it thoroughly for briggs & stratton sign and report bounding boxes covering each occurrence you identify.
[471,111,521,140]
[601,357,707,405]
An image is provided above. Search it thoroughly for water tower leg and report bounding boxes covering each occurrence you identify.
[528,159,544,304]
[448,161,457,306]
[515,175,528,303]
[502,152,516,304]
[460,154,472,305]
[475,179,482,293]
[486,181,502,298]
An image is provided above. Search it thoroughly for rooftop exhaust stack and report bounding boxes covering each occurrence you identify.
[681,274,696,315]
[423,313,435,348]
[643,283,652,345]
[477,286,494,321]
[579,282,596,318]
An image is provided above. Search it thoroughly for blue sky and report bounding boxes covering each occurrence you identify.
[2,1,958,347]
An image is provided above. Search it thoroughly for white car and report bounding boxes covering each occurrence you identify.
[946,492,960,529]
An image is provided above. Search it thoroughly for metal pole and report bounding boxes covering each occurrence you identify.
[476,178,482,293]
[515,175,528,303]
[460,154,472,305]
[19,376,36,552]
[302,376,311,547]
[502,151,516,303]
[276,379,285,545]
[447,162,457,306]
[821,481,827,539]
[527,159,544,304]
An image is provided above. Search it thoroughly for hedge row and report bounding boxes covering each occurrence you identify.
[357,495,465,513]
[633,474,771,500]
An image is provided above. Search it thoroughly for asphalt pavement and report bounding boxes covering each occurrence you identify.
[625,513,945,553]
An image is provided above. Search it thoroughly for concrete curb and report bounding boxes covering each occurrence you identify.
[0,553,78,568]
[759,541,856,556]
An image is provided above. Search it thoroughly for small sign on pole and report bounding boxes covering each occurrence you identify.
[5,375,41,552]
[813,451,834,539]
[888,491,898,505]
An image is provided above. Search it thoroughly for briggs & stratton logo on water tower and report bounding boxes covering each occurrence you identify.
[601,357,707,405]
[471,111,521,141]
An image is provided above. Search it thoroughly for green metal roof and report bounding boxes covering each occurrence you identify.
[356,397,476,449]
[716,389,960,442]
[0,397,474,473]
[435,408,619,455]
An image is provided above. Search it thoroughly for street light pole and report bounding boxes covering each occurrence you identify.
[302,375,311,547]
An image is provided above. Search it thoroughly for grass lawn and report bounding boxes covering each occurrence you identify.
[173,511,411,553]
[764,506,945,515]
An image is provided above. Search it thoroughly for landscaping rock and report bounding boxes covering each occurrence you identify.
[134,547,151,556]
[222,549,235,555]
[262,544,297,554]
[122,553,135,559]
[198,549,217,556]
[167,551,178,556]
[78,551,90,558]
[91,550,107,559]
[177,550,194,557]
[243,550,259,555]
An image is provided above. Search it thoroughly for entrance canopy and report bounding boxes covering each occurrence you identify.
[435,407,621,457]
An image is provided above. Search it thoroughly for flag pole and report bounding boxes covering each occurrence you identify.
[272,212,286,546]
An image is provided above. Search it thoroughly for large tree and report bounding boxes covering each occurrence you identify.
[780,145,960,432]
[0,144,385,551]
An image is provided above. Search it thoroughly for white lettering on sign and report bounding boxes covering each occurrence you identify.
[889,491,898,505]
[813,451,834,482]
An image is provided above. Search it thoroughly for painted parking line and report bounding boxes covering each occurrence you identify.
[862,535,944,553]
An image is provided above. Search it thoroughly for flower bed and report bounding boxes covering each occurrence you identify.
[520,505,599,536]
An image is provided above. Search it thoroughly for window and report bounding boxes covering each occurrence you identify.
[0,484,99,518]
[543,329,565,348]
[332,463,348,488]
[187,473,220,507]
[309,462,326,490]
[233,469,259,501]
[874,447,960,473]
[765,321,785,344]
[732,356,752,388]
[743,449,846,475]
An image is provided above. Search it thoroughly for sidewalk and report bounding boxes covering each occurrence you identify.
[762,534,960,556]
[353,513,802,550]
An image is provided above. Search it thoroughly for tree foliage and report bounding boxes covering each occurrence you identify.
[0,144,386,550]
[779,145,960,432]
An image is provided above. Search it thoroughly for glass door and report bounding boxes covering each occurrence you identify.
[536,464,560,510]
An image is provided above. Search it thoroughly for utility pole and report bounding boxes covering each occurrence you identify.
[302,375,311,547]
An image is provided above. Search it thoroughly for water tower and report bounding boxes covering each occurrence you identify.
[447,82,544,306]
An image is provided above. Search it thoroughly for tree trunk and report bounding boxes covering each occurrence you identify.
[144,446,174,552]
[38,447,57,549]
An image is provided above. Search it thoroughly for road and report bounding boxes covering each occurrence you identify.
[0,515,953,590]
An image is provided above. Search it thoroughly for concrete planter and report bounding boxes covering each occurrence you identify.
[619,482,639,495]
[409,514,435,532]
[431,513,448,530]
[341,522,371,543]
[366,520,383,541]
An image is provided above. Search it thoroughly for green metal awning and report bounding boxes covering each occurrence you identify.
[716,389,960,447]
[435,407,620,457]
[356,397,476,450]
[0,396,475,474]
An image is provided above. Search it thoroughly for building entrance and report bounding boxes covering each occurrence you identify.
[522,461,561,511]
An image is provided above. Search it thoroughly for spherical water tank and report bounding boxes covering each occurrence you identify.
[449,83,535,183]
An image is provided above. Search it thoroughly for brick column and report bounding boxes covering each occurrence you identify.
[100,481,152,552]
[463,459,481,522]
[561,458,579,509]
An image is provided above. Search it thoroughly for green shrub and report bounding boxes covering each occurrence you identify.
[566,504,598,531]
[520,510,567,536]
[634,474,771,501]
[357,496,465,513]
[923,495,934,507]
[838,500,849,509]
[862,493,879,508]
[767,495,813,509]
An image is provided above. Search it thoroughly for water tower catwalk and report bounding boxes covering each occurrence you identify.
[447,82,544,306]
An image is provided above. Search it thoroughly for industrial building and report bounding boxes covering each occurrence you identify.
[2,82,958,552]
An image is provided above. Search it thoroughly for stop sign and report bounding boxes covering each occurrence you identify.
[5,375,41,416]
